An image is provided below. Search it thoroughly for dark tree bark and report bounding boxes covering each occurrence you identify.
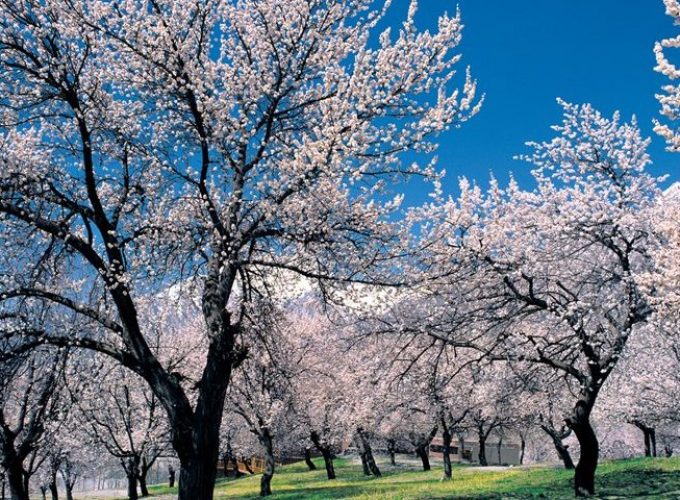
[60,461,76,500]
[176,321,239,500]
[4,458,28,500]
[478,432,488,466]
[64,483,74,500]
[127,472,138,500]
[413,426,438,472]
[242,458,255,475]
[303,448,316,471]
[496,435,503,465]
[137,455,154,497]
[359,452,370,476]
[356,428,381,477]
[519,435,526,465]
[168,466,175,488]
[540,423,575,470]
[441,424,453,480]
[125,456,140,500]
[386,439,397,466]
[40,485,47,500]
[310,431,335,480]
[321,447,335,480]
[138,474,149,497]
[632,421,657,457]
[259,430,275,497]
[48,475,58,500]
[567,400,598,497]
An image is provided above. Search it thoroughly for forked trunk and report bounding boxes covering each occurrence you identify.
[632,421,657,458]
[356,428,381,477]
[259,431,275,497]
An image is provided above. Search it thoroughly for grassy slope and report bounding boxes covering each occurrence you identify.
[146,456,680,499]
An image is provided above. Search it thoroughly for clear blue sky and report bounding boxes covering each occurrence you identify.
[385,0,680,199]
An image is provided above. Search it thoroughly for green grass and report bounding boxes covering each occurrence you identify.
[145,456,680,499]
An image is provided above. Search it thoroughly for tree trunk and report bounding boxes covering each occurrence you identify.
[497,436,503,465]
[242,458,255,475]
[321,448,336,480]
[415,447,431,471]
[387,439,396,466]
[49,479,58,500]
[138,475,149,497]
[568,401,598,497]
[540,424,575,470]
[441,425,453,481]
[174,294,242,500]
[222,453,229,477]
[259,430,275,497]
[60,467,74,500]
[167,466,175,488]
[137,456,150,497]
[632,421,657,458]
[359,451,370,476]
[414,425,437,472]
[556,442,575,470]
[303,448,316,471]
[519,435,526,465]
[310,432,335,480]
[356,428,381,477]
[5,460,28,500]
[478,433,488,466]
[127,472,138,500]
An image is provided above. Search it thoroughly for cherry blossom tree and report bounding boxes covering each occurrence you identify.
[402,101,663,495]
[0,347,67,500]
[0,1,480,497]
[73,359,171,500]
[654,0,680,150]
[288,311,353,481]
[227,304,302,497]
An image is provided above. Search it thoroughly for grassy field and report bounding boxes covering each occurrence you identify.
[141,455,680,499]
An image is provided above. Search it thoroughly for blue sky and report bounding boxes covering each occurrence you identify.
[386,0,680,198]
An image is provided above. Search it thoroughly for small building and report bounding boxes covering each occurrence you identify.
[429,438,520,466]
